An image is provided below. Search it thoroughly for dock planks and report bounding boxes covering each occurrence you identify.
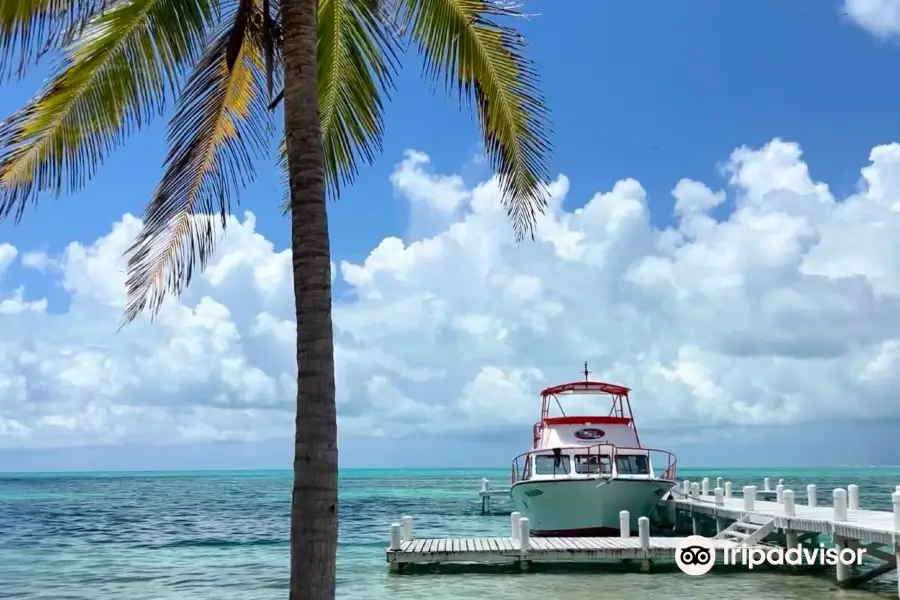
[387,535,744,566]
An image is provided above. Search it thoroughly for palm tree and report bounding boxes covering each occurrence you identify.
[0,0,552,598]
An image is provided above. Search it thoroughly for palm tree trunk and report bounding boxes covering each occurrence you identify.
[280,0,338,599]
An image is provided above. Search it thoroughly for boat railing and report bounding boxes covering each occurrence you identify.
[510,444,677,484]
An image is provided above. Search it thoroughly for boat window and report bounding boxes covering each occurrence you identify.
[615,454,650,475]
[574,454,612,475]
[533,454,571,475]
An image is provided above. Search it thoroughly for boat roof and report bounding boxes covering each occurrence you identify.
[540,380,630,397]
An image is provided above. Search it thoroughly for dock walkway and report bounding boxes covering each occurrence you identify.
[386,513,749,572]
[396,475,900,597]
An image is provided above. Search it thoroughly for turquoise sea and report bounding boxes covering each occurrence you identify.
[2,467,899,599]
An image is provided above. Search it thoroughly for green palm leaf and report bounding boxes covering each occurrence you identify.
[0,0,215,221]
[0,0,107,80]
[123,0,270,323]
[399,0,552,241]
[317,0,399,197]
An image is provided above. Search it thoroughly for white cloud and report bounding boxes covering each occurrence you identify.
[845,0,900,37]
[3,137,900,450]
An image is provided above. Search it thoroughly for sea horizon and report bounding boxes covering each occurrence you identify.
[3,464,900,476]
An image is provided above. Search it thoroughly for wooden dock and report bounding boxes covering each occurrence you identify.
[386,513,752,572]
[398,474,900,597]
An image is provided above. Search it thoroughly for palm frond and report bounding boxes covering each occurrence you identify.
[123,1,271,324]
[317,0,400,197]
[0,0,216,222]
[399,0,552,241]
[0,0,107,80]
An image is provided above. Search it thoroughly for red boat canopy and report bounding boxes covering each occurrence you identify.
[540,381,630,397]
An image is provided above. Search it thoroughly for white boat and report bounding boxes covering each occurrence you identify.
[510,364,677,536]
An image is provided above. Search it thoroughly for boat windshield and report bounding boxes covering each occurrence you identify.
[615,455,650,475]
[533,454,571,475]
[573,454,612,475]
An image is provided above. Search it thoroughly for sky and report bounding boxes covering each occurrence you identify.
[3,0,900,470]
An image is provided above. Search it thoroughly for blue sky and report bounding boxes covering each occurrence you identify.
[3,0,900,470]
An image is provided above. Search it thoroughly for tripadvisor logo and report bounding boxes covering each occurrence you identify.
[675,535,866,576]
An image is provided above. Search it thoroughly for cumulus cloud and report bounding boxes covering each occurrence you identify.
[845,0,900,37]
[2,137,900,451]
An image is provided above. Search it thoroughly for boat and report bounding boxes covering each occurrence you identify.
[509,363,677,536]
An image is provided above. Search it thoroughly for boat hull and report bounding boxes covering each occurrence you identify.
[510,478,675,536]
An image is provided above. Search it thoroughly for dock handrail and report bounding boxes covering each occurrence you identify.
[510,444,677,484]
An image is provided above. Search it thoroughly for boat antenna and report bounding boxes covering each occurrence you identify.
[582,361,591,382]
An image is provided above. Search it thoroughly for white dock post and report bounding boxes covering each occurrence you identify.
[776,484,785,503]
[480,478,491,514]
[895,485,900,494]
[682,480,690,495]
[724,481,733,499]
[848,484,859,510]
[691,482,700,501]
[401,516,413,542]
[764,477,771,492]
[743,485,755,511]
[834,534,851,584]
[510,511,521,540]
[833,488,848,522]
[518,517,531,551]
[701,477,710,496]
[783,490,795,516]
[638,516,651,572]
[778,478,785,487]
[783,490,798,548]
[716,477,724,490]
[390,523,402,551]
[807,484,817,507]
[619,510,631,537]
[892,492,900,532]
[714,487,724,506]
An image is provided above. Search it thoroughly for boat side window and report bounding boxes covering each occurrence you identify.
[533,454,571,475]
[573,454,612,475]
[615,454,650,475]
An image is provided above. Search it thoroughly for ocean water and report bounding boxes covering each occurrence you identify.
[1,467,899,600]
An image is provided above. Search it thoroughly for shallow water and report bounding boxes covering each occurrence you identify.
[1,468,898,599]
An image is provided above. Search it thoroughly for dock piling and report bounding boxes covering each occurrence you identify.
[401,516,413,542]
[764,477,771,492]
[691,482,700,500]
[518,517,531,551]
[619,510,630,538]
[714,487,724,506]
[724,481,732,498]
[775,484,785,503]
[682,480,690,495]
[716,477,724,490]
[848,484,860,510]
[743,485,755,511]
[783,490,795,517]
[390,523,402,551]
[638,516,651,572]
[807,484,817,507]
[833,488,848,522]
[510,511,521,540]
[701,477,710,496]
[480,478,491,514]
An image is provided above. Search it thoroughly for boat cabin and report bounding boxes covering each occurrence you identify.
[512,370,675,482]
